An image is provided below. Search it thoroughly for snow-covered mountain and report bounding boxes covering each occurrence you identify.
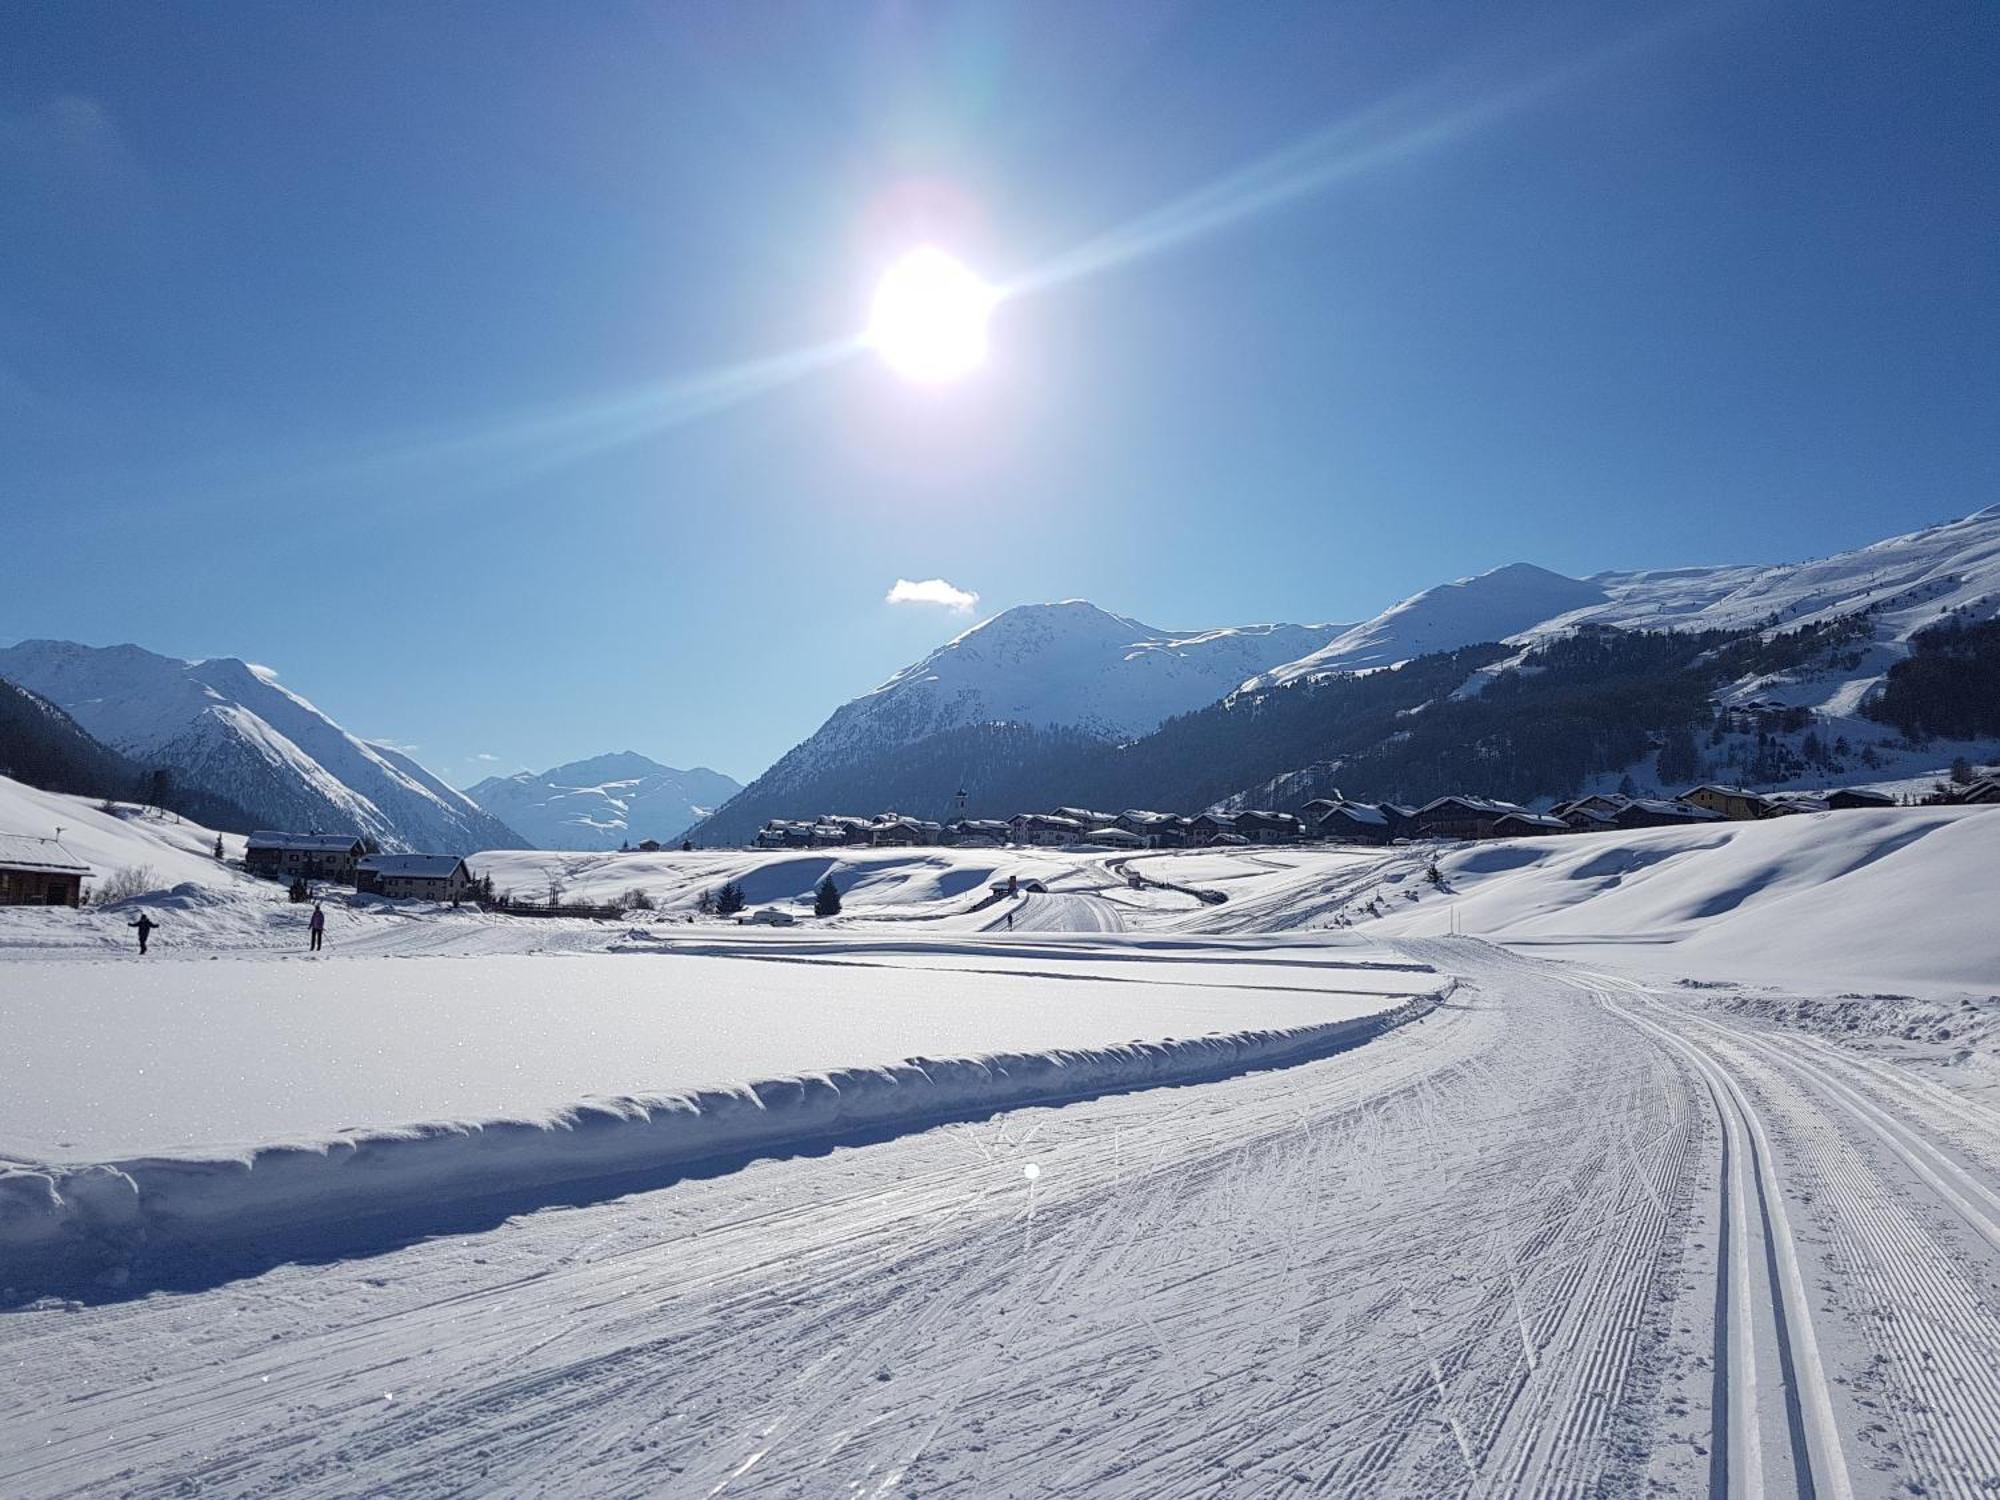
[693,604,1348,841]
[816,602,1345,753]
[466,752,739,850]
[0,641,522,854]
[1241,563,1610,691]
[698,509,2000,841]
[1246,509,2000,710]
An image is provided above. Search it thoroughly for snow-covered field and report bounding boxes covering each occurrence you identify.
[4,776,2000,1497]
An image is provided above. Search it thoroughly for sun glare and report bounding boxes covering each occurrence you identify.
[866,246,995,383]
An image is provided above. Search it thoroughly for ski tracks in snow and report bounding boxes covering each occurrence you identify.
[1511,949,2000,1500]
[6,942,2000,1496]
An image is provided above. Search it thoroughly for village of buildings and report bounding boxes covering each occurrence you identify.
[746,776,1998,852]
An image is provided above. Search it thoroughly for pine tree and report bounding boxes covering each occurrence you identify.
[815,876,842,916]
[1656,728,1700,786]
[716,881,745,917]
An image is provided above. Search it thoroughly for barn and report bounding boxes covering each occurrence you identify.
[0,833,90,907]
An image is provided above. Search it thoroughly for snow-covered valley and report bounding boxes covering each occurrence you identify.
[2,773,1998,1496]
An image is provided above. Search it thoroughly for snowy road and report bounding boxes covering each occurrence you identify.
[6,941,2000,1496]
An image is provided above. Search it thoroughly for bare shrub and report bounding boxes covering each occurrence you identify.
[96,865,160,903]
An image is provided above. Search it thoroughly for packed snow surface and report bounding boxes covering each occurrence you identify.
[1,937,1430,1163]
[1364,804,2000,996]
[7,774,2000,1498]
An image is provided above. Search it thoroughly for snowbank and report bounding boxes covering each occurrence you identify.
[0,937,1445,1281]
[0,986,1443,1281]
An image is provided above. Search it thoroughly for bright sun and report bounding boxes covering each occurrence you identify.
[866,246,996,383]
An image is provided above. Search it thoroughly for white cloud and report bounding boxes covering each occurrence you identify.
[473,753,500,762]
[886,577,980,612]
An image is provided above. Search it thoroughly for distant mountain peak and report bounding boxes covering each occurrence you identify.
[691,603,1351,843]
[463,753,741,850]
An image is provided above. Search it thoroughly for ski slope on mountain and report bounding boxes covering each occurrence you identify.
[1241,562,1609,690]
[0,641,520,853]
[465,751,739,850]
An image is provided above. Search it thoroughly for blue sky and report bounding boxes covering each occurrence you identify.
[5,1,1996,785]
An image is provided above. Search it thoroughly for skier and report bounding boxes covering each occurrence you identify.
[129,912,157,955]
[1005,907,1014,930]
[308,901,326,953]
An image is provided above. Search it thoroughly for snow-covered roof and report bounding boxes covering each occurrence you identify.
[1320,802,1388,826]
[359,854,467,878]
[248,830,366,853]
[0,832,91,875]
[1627,798,1723,820]
[1416,795,1525,817]
[1495,812,1569,829]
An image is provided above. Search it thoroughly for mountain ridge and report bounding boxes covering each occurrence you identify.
[694,507,2000,840]
[692,603,1350,844]
[0,640,522,854]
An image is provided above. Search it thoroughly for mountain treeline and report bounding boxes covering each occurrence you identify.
[1863,617,2000,741]
[0,676,257,831]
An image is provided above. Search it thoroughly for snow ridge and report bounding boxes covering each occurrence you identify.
[0,985,1444,1277]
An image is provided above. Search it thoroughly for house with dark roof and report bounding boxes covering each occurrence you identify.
[357,853,474,902]
[1826,787,1896,810]
[1010,813,1084,846]
[1409,796,1528,841]
[1607,798,1724,830]
[0,833,90,907]
[245,831,367,882]
[1188,812,1239,845]
[1313,801,1391,844]
[1234,810,1303,844]
[944,819,1012,846]
[1492,811,1570,838]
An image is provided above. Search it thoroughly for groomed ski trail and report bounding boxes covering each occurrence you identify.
[8,942,2000,1496]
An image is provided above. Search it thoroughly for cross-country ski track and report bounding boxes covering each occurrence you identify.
[8,936,2000,1497]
